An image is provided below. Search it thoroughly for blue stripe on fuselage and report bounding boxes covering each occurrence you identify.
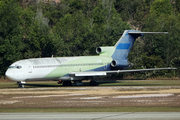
[116,43,130,49]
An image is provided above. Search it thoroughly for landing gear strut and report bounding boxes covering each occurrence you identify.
[89,79,99,86]
[62,81,72,86]
[17,81,26,88]
[62,81,83,86]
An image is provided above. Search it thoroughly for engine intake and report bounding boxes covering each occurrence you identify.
[111,60,118,67]
[111,59,133,69]
[96,46,115,56]
[96,47,102,54]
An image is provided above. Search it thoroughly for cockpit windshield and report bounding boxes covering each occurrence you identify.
[9,66,22,69]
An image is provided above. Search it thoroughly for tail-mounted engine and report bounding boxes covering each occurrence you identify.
[111,59,133,69]
[96,46,115,56]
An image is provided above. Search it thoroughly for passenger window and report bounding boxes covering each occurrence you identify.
[9,66,15,69]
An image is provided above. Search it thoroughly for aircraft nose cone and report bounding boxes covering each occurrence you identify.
[5,68,25,81]
[5,70,13,80]
[5,70,18,81]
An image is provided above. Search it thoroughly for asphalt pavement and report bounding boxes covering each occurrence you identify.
[0,112,180,120]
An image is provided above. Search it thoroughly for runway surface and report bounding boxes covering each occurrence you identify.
[0,112,180,120]
[1,86,180,108]
[1,84,180,119]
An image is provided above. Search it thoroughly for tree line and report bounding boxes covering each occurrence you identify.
[0,0,179,78]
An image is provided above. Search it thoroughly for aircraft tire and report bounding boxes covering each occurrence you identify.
[72,82,77,86]
[18,84,25,88]
[90,80,99,86]
[17,82,25,88]
[63,81,72,86]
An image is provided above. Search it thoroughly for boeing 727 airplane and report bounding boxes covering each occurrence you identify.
[5,30,176,87]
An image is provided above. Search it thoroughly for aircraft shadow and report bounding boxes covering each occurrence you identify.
[25,82,91,87]
[24,81,164,88]
[25,84,61,87]
[99,83,164,86]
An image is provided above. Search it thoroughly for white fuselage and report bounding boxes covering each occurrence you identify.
[5,56,112,82]
[5,58,61,81]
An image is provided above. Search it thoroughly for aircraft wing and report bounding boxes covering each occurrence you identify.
[69,68,176,77]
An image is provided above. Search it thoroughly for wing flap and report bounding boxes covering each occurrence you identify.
[70,71,107,77]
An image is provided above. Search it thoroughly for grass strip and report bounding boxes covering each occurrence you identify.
[1,107,180,112]
[1,80,180,88]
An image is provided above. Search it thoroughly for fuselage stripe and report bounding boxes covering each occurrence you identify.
[116,43,130,49]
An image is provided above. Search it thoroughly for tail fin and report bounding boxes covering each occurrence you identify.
[111,30,168,60]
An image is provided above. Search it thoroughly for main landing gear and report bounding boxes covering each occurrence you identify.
[89,79,99,86]
[61,79,99,86]
[62,81,72,86]
[17,81,26,88]
[62,81,84,86]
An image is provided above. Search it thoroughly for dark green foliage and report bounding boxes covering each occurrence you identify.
[52,0,130,56]
[150,0,173,16]
[142,0,180,69]
[0,0,24,75]
[118,0,180,78]
[175,0,180,13]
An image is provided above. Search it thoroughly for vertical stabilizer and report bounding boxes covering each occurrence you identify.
[111,30,168,60]
[111,30,142,60]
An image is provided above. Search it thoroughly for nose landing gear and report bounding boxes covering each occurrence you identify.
[17,81,26,88]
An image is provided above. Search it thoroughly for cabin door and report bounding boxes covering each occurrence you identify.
[28,63,32,73]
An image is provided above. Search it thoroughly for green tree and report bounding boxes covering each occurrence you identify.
[53,10,91,56]
[22,4,54,58]
[142,0,180,76]
[175,0,180,13]
[0,0,24,76]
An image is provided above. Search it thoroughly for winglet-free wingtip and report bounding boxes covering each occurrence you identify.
[160,32,169,34]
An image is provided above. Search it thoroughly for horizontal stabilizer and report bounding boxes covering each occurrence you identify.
[69,68,176,77]
[128,32,169,35]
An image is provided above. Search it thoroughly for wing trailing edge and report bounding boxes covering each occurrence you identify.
[69,67,176,77]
